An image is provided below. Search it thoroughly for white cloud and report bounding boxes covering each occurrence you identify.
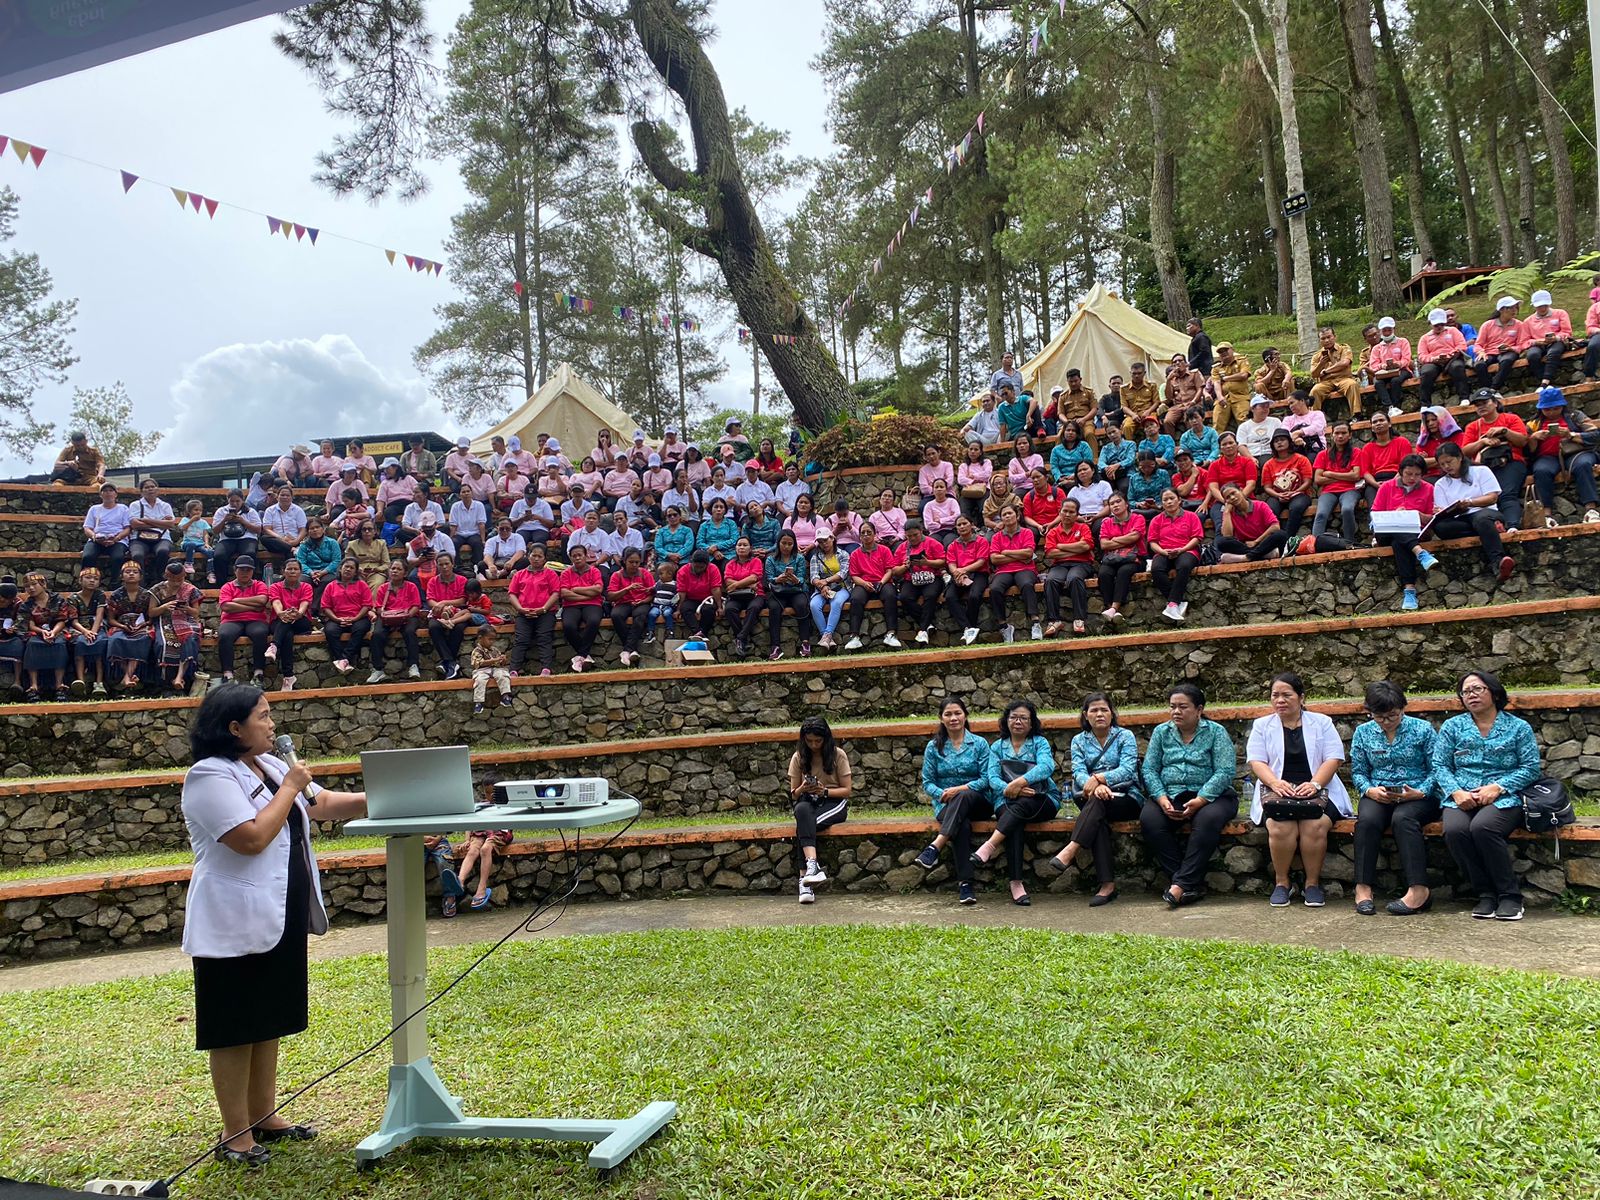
[161,334,460,461]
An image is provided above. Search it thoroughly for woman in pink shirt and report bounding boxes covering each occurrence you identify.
[601,462,636,508]
[558,544,604,673]
[591,429,621,470]
[921,476,961,544]
[1093,492,1146,624]
[367,558,423,681]
[1416,309,1470,405]
[1147,488,1204,623]
[843,522,900,651]
[1475,298,1529,392]
[535,460,568,505]
[943,515,991,643]
[867,488,907,549]
[1006,435,1045,496]
[957,442,993,524]
[461,460,497,508]
[572,456,605,498]
[1216,484,1287,563]
[785,492,821,552]
[265,558,315,690]
[683,445,712,489]
[985,502,1040,640]
[1583,286,1600,379]
[217,556,271,682]
[1040,499,1095,636]
[319,557,373,674]
[1415,405,1464,474]
[375,459,416,524]
[1365,319,1413,414]
[721,536,766,656]
[918,444,956,499]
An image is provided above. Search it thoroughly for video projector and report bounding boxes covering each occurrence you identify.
[492,776,609,810]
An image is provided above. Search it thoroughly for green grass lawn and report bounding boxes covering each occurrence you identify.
[2,926,1599,1199]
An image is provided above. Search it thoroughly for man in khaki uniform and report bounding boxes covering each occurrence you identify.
[1055,368,1096,427]
[1309,326,1361,416]
[1252,348,1292,407]
[1210,343,1254,431]
[1120,361,1162,438]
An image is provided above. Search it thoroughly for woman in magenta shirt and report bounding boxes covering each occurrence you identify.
[559,545,605,672]
[1094,492,1146,624]
[1021,467,1067,537]
[943,516,991,643]
[606,546,653,667]
[1311,422,1363,539]
[1041,498,1095,636]
[721,537,766,657]
[843,523,900,651]
[1356,410,1414,507]
[1147,488,1205,623]
[1216,484,1287,562]
[985,503,1040,641]
[265,559,315,691]
[319,557,373,674]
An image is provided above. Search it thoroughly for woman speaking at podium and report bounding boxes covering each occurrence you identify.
[180,682,368,1167]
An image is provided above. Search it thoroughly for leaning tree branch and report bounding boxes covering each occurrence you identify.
[629,118,699,194]
[637,193,720,261]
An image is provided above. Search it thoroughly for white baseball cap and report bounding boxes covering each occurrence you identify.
[1377,316,1396,330]
[632,429,646,442]
[1531,289,1553,307]
[1495,295,1518,310]
[1427,308,1448,325]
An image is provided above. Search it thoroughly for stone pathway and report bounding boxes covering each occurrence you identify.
[4,892,1597,993]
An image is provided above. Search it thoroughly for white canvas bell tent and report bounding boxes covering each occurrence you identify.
[469,363,653,458]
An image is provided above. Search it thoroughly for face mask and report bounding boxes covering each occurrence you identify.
[1381,333,1396,343]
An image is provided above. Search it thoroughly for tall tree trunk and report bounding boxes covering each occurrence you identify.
[751,336,761,418]
[1337,0,1404,312]
[1485,8,1540,260]
[1439,43,1483,264]
[1517,0,1578,263]
[1511,122,1540,260]
[1037,261,1052,342]
[1260,126,1293,315]
[628,0,849,432]
[947,281,961,405]
[1011,279,1025,358]
[1078,217,1096,289]
[1240,0,1319,354]
[514,167,539,397]
[665,238,688,429]
[1484,115,1517,262]
[958,1,1006,363]
[1127,0,1192,324]
[1372,0,1434,262]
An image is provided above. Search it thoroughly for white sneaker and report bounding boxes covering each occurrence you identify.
[914,629,930,644]
[801,858,828,885]
[843,636,863,651]
[1388,406,1402,417]
[1030,622,1043,640]
[962,627,979,645]
[798,883,815,905]
[1176,601,1189,620]
[263,643,278,662]
[1001,624,1015,643]
[1162,602,1182,622]
[407,664,421,679]
[1545,517,1559,529]
[366,669,385,684]
[882,633,902,649]
[1586,509,1600,524]
[280,675,296,692]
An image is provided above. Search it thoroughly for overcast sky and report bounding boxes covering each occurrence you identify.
[0,0,834,472]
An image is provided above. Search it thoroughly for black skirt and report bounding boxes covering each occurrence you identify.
[193,810,312,1051]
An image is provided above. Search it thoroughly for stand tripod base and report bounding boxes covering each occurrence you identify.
[354,1059,676,1173]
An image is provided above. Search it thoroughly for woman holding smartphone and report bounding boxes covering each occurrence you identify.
[1041,692,1141,905]
[1349,681,1438,916]
[789,716,853,905]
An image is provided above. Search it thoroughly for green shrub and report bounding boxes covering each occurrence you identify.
[802,414,964,471]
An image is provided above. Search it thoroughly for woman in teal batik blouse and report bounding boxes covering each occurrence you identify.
[911,698,992,907]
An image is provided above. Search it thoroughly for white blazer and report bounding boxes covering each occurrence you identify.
[181,753,328,958]
[1245,710,1352,824]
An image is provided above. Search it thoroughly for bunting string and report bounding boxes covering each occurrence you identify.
[537,291,809,348]
[0,131,444,276]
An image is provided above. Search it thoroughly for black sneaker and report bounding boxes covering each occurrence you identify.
[913,844,939,870]
[958,882,976,905]
[1494,897,1525,922]
[1471,895,1498,919]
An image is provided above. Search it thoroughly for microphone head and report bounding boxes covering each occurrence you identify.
[274,734,297,760]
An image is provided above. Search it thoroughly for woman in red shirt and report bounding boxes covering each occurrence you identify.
[1202,432,1257,533]
[1041,497,1095,636]
[1259,430,1315,537]
[1094,492,1146,623]
[1356,410,1414,507]
[1311,422,1362,540]
[1021,467,1068,537]
[318,556,373,675]
[265,558,315,691]
[942,515,991,644]
[506,542,561,677]
[559,545,605,672]
[1147,488,1205,623]
[721,536,766,657]
[607,546,654,666]
[986,503,1040,641]
[844,522,900,651]
[368,558,422,681]
[1414,405,1464,475]
[892,521,946,643]
[1170,449,1206,512]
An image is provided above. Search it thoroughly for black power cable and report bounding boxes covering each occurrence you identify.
[141,803,641,1197]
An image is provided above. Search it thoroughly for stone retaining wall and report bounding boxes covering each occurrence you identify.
[5,699,1599,866]
[0,488,228,519]
[4,820,1594,961]
[3,599,1595,774]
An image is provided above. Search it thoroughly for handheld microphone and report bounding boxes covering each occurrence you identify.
[274,734,314,805]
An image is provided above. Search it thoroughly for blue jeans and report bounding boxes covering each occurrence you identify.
[1531,451,1599,507]
[809,589,847,636]
[647,603,675,639]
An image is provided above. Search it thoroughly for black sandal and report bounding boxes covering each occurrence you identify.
[253,1123,317,1143]
[214,1144,269,1167]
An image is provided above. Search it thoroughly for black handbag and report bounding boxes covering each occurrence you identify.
[999,758,1032,783]
[1523,777,1576,854]
[1262,787,1329,822]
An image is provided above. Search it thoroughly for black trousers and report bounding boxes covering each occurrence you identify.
[510,611,556,672]
[271,615,314,675]
[992,793,1054,882]
[1139,787,1239,892]
[766,588,811,647]
[370,617,420,669]
[560,606,602,657]
[944,575,989,628]
[1216,530,1287,560]
[898,578,943,631]
[678,596,718,638]
[848,581,898,636]
[611,602,648,653]
[1442,803,1523,901]
[1524,340,1567,382]
[988,570,1039,624]
[212,535,256,581]
[1352,797,1438,889]
[724,593,762,642]
[80,540,128,574]
[1070,793,1142,885]
[129,538,171,585]
[938,788,995,883]
[1096,560,1137,609]
[794,794,849,869]
[428,618,468,666]
[218,620,269,674]
[1430,509,1505,569]
[1377,532,1421,587]
[1476,351,1518,392]
[1042,563,1091,623]
[1265,493,1311,538]
[1371,368,1412,410]
[1150,551,1199,605]
[323,617,371,665]
[1418,357,1469,404]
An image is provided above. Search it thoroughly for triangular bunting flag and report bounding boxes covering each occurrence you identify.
[976,111,985,134]
[924,187,934,204]
[961,132,973,156]
[268,217,281,235]
[293,224,306,241]
[405,254,417,270]
[120,170,138,193]
[1040,17,1049,45]
[512,281,524,297]
[432,262,443,277]
[172,188,188,208]
[10,139,30,163]
[189,192,203,212]
[1005,68,1015,92]
[385,249,396,265]
[204,198,218,218]
[281,222,292,240]
[0,137,8,158]
[27,146,45,168]
[910,204,919,227]
[306,228,318,244]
